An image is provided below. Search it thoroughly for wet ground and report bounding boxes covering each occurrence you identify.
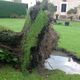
[44,51,80,74]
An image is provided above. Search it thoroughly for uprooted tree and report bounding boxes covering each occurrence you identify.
[0,0,59,72]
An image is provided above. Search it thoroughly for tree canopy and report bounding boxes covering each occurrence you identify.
[67,8,77,14]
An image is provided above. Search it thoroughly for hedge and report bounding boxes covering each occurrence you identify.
[0,1,28,18]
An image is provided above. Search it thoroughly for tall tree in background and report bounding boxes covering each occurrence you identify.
[40,0,57,15]
[67,8,77,21]
[48,3,57,15]
[40,0,48,10]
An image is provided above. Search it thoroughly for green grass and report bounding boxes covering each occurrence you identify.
[0,66,80,80]
[0,18,25,32]
[0,66,42,80]
[54,21,80,57]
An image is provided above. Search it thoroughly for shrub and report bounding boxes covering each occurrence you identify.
[0,49,19,64]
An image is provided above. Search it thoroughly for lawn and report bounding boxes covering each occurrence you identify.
[54,21,80,57]
[0,18,80,80]
[0,18,25,32]
[0,66,80,80]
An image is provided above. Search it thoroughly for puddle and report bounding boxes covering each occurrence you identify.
[44,55,80,74]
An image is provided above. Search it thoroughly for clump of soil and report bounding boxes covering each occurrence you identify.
[30,23,59,69]
[0,30,23,58]
[38,24,59,64]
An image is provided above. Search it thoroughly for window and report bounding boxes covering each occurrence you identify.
[61,4,67,12]
[55,6,57,11]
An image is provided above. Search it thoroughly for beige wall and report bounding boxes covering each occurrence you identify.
[77,6,80,15]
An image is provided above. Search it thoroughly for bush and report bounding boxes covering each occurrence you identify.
[0,49,19,64]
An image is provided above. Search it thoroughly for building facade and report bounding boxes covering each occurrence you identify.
[49,0,80,16]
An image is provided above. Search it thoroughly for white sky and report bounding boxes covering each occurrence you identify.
[22,0,43,8]
[22,0,37,7]
[6,0,43,8]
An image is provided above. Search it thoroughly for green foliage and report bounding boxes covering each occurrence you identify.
[40,0,48,10]
[0,1,28,18]
[22,10,48,72]
[67,8,77,14]
[0,49,18,63]
[48,3,57,15]
[40,0,56,15]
